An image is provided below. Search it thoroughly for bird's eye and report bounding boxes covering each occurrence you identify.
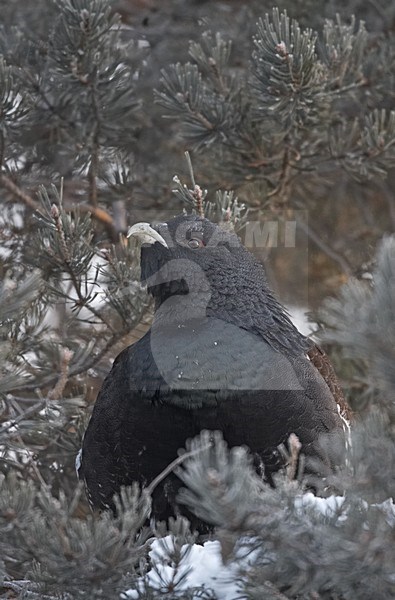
[188,238,204,249]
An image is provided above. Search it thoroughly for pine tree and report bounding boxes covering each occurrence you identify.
[1,1,394,598]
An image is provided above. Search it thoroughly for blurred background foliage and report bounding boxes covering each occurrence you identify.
[0,0,394,598]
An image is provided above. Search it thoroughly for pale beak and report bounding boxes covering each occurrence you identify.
[127,222,168,248]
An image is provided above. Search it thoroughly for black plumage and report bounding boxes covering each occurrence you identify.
[78,215,349,526]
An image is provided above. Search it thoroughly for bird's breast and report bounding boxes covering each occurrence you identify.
[145,316,303,409]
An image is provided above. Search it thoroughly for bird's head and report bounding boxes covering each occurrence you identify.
[128,214,308,354]
[128,214,259,306]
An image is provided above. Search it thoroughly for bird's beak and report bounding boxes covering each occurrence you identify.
[127,222,168,248]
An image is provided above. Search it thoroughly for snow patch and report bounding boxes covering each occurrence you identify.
[294,492,345,516]
[122,495,395,599]
[75,449,82,476]
[122,537,246,600]
[287,305,315,336]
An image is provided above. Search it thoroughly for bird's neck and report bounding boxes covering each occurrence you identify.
[152,284,309,357]
[208,285,309,356]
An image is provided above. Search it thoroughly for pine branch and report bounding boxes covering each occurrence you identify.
[0,174,39,211]
[145,442,212,498]
[15,327,131,392]
[0,173,118,234]
[297,218,354,276]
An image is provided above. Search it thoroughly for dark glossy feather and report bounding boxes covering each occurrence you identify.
[79,215,348,528]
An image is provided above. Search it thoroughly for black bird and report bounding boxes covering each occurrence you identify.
[78,215,349,526]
